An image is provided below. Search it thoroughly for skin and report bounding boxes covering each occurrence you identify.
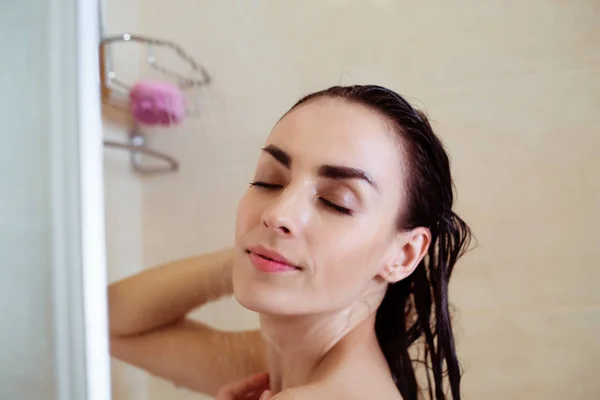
[232,98,430,398]
[108,97,431,399]
[215,372,271,399]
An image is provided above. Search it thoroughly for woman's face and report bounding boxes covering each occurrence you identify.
[233,98,411,316]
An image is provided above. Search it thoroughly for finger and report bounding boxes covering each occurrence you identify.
[259,390,273,400]
[222,372,270,396]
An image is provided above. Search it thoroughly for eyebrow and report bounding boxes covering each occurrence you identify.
[262,144,378,190]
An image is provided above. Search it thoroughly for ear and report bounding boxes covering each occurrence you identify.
[378,227,431,284]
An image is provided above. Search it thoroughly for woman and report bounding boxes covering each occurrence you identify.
[108,85,472,399]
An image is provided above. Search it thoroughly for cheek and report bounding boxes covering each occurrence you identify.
[308,257,377,312]
[314,219,394,283]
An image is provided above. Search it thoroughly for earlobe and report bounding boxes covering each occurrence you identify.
[379,263,405,283]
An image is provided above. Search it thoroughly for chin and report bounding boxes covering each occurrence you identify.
[232,277,295,315]
[234,277,324,317]
[232,252,294,314]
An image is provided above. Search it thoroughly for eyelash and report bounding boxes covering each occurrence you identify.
[249,181,353,216]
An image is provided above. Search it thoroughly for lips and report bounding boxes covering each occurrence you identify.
[247,245,300,272]
[248,245,297,266]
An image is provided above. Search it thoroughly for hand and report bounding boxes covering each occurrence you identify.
[216,372,273,400]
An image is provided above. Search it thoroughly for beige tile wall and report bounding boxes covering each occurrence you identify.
[105,1,600,398]
[102,1,149,399]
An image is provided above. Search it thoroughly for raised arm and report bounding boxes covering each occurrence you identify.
[108,248,266,396]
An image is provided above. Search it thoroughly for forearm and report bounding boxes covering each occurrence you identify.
[108,247,234,337]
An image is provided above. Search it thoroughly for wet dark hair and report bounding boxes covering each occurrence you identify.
[290,85,473,400]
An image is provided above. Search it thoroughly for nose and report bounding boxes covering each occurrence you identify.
[261,185,308,238]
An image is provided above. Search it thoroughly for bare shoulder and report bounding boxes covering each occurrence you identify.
[271,370,403,399]
[272,385,371,400]
[271,386,317,400]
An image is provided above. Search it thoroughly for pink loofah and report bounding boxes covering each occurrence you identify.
[129,81,187,125]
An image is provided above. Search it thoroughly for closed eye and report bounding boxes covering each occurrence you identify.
[249,181,282,189]
[249,181,353,216]
[319,198,352,215]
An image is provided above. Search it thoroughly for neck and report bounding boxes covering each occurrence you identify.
[260,300,382,393]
